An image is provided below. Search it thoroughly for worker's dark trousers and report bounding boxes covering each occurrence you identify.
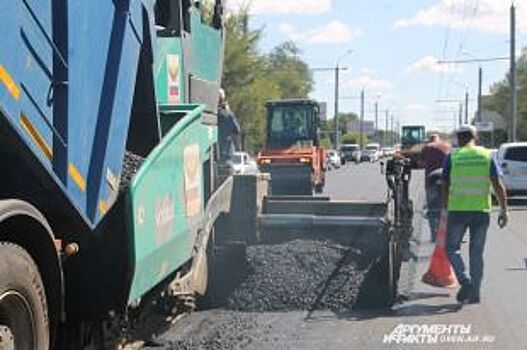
[425,183,442,242]
[446,211,490,297]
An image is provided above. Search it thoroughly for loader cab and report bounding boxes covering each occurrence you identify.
[401,125,426,148]
[266,100,321,149]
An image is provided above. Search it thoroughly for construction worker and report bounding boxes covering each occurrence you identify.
[218,89,240,164]
[441,125,509,304]
[420,134,451,242]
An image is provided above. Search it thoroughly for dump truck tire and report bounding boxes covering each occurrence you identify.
[0,242,49,350]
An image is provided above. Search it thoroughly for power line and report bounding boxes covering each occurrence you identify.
[311,67,348,72]
[438,57,509,64]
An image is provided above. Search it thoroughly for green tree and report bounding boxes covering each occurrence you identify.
[321,112,359,147]
[265,41,313,99]
[484,48,527,142]
[221,9,314,152]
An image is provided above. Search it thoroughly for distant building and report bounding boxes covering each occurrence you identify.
[473,95,507,147]
[476,96,506,131]
[477,110,506,130]
[346,120,375,136]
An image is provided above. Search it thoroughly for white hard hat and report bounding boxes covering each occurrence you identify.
[456,124,477,137]
[219,88,226,100]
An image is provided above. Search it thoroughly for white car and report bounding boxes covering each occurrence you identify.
[496,142,527,196]
[232,152,259,175]
[363,143,381,162]
[327,149,342,169]
[340,144,360,162]
[381,147,395,158]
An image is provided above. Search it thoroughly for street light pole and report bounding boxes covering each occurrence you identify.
[360,89,365,149]
[334,49,353,150]
[375,100,379,143]
[334,67,340,149]
[390,114,394,145]
[385,109,389,147]
[510,3,517,142]
[465,90,469,124]
[459,103,463,128]
[477,67,483,123]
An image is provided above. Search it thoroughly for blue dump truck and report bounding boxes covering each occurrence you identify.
[0,1,266,348]
[0,1,416,348]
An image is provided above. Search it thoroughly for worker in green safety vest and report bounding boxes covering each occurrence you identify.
[441,125,509,304]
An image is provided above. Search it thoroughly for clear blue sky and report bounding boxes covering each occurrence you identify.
[228,0,526,133]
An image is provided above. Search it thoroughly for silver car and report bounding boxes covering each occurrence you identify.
[496,142,527,196]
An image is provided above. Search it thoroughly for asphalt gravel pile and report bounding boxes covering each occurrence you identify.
[163,312,269,350]
[223,239,380,313]
[155,238,387,349]
[120,151,144,191]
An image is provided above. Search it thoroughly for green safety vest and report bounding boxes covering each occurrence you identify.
[448,145,492,212]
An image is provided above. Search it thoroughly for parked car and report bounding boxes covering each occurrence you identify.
[496,143,527,196]
[327,149,342,169]
[232,152,259,175]
[381,147,395,158]
[362,143,381,162]
[340,144,360,162]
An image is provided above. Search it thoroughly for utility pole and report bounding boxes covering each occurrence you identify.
[374,101,379,143]
[396,120,401,143]
[360,89,365,149]
[385,109,389,147]
[510,3,517,142]
[464,91,469,124]
[438,55,509,123]
[329,49,353,150]
[458,103,463,128]
[334,66,340,149]
[390,114,394,146]
[477,67,483,123]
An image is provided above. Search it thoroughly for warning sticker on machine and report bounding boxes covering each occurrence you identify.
[153,194,175,245]
[184,144,202,217]
[167,54,180,104]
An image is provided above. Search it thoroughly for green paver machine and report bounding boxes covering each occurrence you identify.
[0,0,254,347]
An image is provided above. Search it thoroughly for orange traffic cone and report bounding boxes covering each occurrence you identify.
[422,210,458,288]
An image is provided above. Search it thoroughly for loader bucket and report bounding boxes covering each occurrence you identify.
[268,163,313,195]
[256,194,402,307]
[258,195,389,246]
[223,174,409,308]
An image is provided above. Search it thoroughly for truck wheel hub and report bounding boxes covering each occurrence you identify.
[0,291,34,350]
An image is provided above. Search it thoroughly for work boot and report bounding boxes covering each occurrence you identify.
[465,296,481,304]
[465,289,481,304]
[456,281,473,303]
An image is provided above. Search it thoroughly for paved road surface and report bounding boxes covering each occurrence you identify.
[151,162,527,349]
[319,162,527,349]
